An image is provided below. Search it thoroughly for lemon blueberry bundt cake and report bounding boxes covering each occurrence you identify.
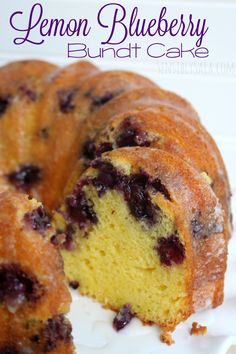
[0,60,58,194]
[0,191,74,353]
[54,148,226,330]
[0,59,231,336]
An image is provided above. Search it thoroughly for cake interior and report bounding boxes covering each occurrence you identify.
[56,160,190,328]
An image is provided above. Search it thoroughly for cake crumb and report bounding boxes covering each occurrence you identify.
[160,331,175,345]
[190,322,207,336]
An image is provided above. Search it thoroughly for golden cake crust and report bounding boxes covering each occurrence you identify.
[32,60,100,165]
[37,70,156,209]
[0,60,57,193]
[92,107,231,240]
[79,85,199,143]
[0,313,75,353]
[77,85,200,152]
[61,86,201,199]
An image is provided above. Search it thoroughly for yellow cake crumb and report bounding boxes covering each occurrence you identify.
[160,331,175,345]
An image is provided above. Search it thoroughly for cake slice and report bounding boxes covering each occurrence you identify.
[79,86,200,158]
[32,60,100,168]
[62,85,200,202]
[91,108,231,239]
[0,191,75,353]
[54,148,227,330]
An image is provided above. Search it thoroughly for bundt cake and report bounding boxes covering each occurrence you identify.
[54,148,226,330]
[0,191,74,353]
[0,60,58,193]
[0,59,231,338]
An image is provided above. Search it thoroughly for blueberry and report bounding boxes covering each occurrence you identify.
[156,235,185,266]
[113,304,134,331]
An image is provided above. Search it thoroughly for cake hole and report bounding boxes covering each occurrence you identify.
[99,250,106,257]
[164,309,170,316]
[172,297,181,304]
[159,284,168,291]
